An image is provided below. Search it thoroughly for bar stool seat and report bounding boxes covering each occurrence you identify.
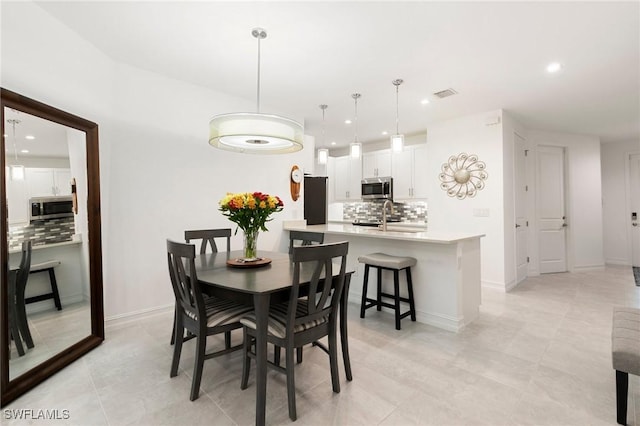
[27,260,62,311]
[357,253,417,330]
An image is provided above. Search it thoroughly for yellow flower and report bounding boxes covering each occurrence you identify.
[259,200,266,208]
[247,197,256,209]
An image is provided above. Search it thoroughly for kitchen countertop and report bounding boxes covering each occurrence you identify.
[9,239,82,254]
[284,222,484,244]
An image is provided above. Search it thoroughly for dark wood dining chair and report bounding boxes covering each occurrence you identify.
[166,239,252,401]
[13,241,33,352]
[168,228,233,345]
[185,228,231,254]
[240,241,349,421]
[288,230,324,254]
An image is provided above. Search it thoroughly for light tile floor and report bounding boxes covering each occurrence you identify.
[4,265,639,425]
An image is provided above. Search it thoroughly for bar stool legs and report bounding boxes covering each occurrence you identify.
[358,253,417,330]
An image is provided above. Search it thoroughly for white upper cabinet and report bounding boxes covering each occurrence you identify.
[333,155,362,201]
[26,168,72,197]
[362,150,391,178]
[391,145,428,200]
[6,171,29,224]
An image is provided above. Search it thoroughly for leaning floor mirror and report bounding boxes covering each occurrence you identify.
[0,88,104,406]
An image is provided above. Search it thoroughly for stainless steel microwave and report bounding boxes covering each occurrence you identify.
[30,196,74,222]
[361,177,393,200]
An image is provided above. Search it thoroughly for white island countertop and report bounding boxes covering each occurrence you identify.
[284,222,484,245]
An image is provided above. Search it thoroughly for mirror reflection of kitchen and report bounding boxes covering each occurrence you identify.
[5,107,91,380]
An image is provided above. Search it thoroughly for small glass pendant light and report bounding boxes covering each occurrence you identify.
[317,104,329,165]
[7,118,25,181]
[391,79,404,152]
[349,93,362,158]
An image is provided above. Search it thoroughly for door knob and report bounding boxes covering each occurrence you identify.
[633,222,638,227]
[515,224,521,228]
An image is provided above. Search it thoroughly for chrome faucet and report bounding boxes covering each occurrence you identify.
[381,200,394,231]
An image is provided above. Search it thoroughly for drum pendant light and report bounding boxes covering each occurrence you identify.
[391,79,404,152]
[317,104,329,165]
[209,28,304,154]
[349,93,362,158]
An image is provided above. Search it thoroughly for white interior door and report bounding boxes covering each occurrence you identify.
[630,154,640,267]
[537,146,568,273]
[514,134,528,283]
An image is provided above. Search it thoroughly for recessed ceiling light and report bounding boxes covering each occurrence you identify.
[25,135,35,140]
[420,99,430,105]
[546,62,562,73]
[344,119,352,125]
[382,131,388,135]
[20,149,29,154]
[331,141,336,146]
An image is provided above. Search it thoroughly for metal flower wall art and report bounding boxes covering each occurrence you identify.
[439,153,488,199]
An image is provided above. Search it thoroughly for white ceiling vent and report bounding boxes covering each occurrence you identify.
[433,88,458,99]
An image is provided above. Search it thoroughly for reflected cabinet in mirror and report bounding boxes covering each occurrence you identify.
[1,88,104,406]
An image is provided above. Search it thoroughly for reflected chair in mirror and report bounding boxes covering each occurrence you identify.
[240,241,349,421]
[166,239,252,401]
[169,228,233,346]
[8,240,33,356]
[288,230,324,254]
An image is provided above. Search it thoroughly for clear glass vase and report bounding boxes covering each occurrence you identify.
[243,228,259,261]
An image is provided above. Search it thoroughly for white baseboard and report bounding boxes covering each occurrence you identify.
[571,264,606,272]
[105,303,173,329]
[481,279,508,291]
[605,259,631,266]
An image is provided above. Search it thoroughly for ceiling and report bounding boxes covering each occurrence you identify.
[32,1,640,150]
[3,108,70,158]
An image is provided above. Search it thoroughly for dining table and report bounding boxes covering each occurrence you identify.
[194,249,353,426]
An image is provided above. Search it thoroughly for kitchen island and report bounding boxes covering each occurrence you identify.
[283,222,484,332]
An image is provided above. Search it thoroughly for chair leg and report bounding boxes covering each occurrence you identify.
[190,331,206,401]
[286,344,297,421]
[616,370,628,425]
[224,331,231,349]
[170,306,177,345]
[170,317,184,377]
[393,270,401,330]
[241,331,251,390]
[360,265,370,318]
[48,268,62,311]
[376,267,382,311]
[329,321,341,393]
[274,345,281,366]
[406,267,416,321]
[16,301,34,349]
[296,346,303,364]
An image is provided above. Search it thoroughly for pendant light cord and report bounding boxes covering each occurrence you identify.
[352,93,361,143]
[256,35,261,113]
[8,119,20,162]
[392,79,403,135]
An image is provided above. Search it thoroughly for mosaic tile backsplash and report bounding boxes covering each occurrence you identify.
[9,217,75,250]
[343,200,427,224]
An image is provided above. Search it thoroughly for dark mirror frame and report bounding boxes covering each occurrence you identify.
[0,88,104,406]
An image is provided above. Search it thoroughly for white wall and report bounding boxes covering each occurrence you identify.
[2,1,314,320]
[426,110,506,289]
[528,130,605,271]
[601,140,640,265]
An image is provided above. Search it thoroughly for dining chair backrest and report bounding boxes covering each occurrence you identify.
[288,230,324,254]
[185,228,231,254]
[16,240,32,288]
[288,241,349,332]
[166,239,206,324]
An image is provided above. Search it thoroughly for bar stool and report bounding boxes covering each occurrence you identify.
[358,253,417,330]
[27,260,62,310]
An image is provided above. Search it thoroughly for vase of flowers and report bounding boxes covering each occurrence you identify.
[219,192,284,260]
